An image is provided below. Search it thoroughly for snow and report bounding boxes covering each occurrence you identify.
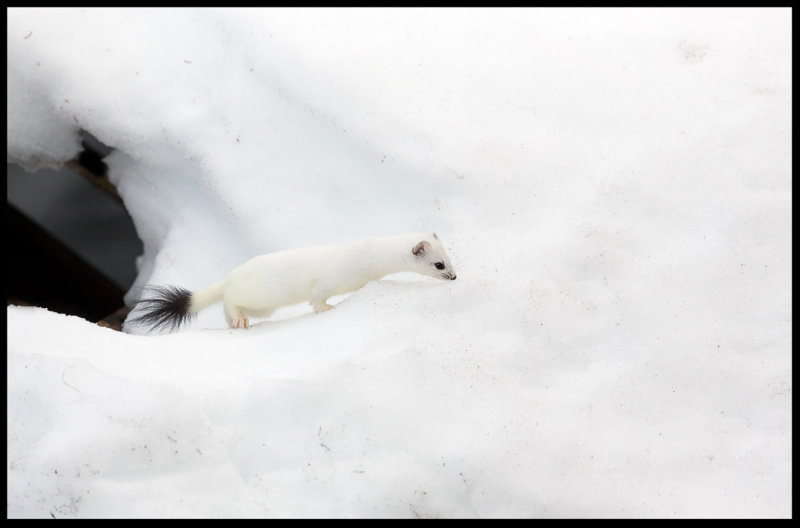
[7,7,791,518]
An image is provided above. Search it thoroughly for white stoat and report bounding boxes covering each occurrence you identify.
[129,232,457,332]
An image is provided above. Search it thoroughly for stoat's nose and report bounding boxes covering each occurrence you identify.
[450,274,457,280]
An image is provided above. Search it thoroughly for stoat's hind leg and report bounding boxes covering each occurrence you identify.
[224,301,249,329]
[311,283,335,313]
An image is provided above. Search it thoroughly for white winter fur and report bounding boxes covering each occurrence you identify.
[190,232,456,328]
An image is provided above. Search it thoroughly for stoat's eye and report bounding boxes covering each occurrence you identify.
[434,262,445,270]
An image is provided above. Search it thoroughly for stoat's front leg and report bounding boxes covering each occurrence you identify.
[310,282,335,313]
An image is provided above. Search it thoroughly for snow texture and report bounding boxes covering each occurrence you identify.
[7,7,791,518]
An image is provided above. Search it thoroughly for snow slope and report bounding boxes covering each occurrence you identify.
[7,7,791,518]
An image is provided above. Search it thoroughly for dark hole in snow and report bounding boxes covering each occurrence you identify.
[7,130,141,329]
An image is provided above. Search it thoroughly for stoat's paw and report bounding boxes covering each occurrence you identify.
[231,316,249,329]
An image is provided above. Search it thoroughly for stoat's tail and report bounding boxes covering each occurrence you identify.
[129,280,225,332]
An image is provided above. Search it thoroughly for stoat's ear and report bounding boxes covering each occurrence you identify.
[412,240,430,256]
[433,232,439,240]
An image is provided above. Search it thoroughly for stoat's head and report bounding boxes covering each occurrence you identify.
[411,232,457,281]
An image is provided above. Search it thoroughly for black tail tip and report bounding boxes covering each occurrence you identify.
[127,285,195,332]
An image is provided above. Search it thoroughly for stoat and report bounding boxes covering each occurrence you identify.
[129,232,457,332]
